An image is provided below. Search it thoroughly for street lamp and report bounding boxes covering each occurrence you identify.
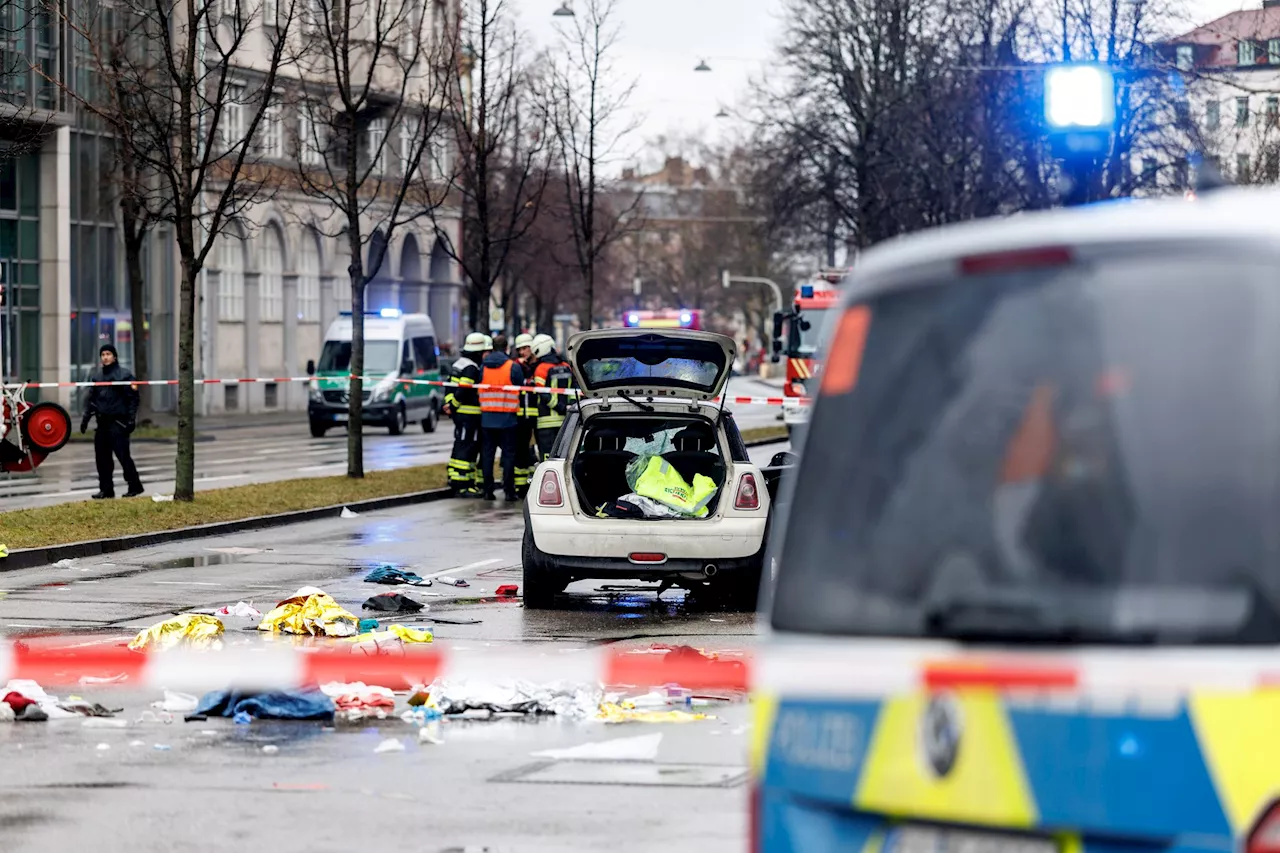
[715,106,729,118]
[694,59,711,72]
[553,2,574,16]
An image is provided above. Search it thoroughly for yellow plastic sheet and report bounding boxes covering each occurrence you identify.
[596,701,710,724]
[128,614,225,651]
[258,592,359,637]
[0,544,9,559]
[345,624,434,644]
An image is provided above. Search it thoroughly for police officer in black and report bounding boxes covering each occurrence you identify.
[81,343,144,499]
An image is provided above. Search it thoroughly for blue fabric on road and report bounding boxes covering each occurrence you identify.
[195,689,336,721]
[364,565,430,586]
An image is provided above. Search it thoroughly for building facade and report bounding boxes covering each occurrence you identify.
[0,0,465,416]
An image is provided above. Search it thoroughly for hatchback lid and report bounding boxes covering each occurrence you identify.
[566,329,736,400]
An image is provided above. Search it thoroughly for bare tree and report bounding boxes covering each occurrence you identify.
[546,0,638,330]
[73,0,300,499]
[289,0,451,477]
[426,0,549,333]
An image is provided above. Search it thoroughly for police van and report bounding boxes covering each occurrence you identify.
[306,310,442,437]
[756,188,1280,853]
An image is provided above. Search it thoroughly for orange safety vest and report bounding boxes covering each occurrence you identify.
[479,359,520,413]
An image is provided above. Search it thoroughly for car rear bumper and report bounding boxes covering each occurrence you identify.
[529,512,768,561]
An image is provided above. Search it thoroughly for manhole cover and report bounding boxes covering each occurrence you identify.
[491,760,748,788]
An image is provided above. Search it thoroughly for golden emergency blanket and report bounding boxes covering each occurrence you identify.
[596,701,710,724]
[258,589,359,637]
[344,624,434,645]
[128,614,225,651]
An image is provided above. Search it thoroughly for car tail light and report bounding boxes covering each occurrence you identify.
[537,470,563,507]
[959,246,1072,276]
[1248,800,1280,853]
[736,473,760,510]
[788,380,805,396]
[629,552,666,563]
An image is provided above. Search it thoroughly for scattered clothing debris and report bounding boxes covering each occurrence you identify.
[0,702,13,723]
[194,689,336,722]
[319,682,396,711]
[596,702,710,724]
[151,691,199,714]
[363,565,432,586]
[418,724,444,745]
[357,618,379,632]
[3,680,77,720]
[128,614,225,651]
[153,744,171,751]
[533,733,663,762]
[258,588,358,638]
[54,558,76,568]
[79,674,129,686]
[262,745,279,754]
[346,623,434,654]
[151,494,174,502]
[62,701,121,718]
[361,592,425,613]
[213,602,263,620]
[340,507,359,518]
[435,576,469,588]
[428,680,602,719]
[129,740,145,747]
[495,585,518,597]
[96,743,111,751]
[373,737,406,754]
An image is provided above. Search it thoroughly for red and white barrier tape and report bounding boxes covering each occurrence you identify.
[2,376,812,406]
[3,639,1279,695]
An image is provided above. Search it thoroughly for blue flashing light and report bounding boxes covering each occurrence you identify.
[679,311,693,326]
[627,312,640,326]
[379,308,402,319]
[1045,64,1115,130]
[800,285,815,298]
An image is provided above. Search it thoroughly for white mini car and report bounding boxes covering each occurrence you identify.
[522,328,774,609]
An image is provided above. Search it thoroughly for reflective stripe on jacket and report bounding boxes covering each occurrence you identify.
[479,360,519,413]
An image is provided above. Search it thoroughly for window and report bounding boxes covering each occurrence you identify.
[1207,100,1220,130]
[264,0,277,24]
[400,0,420,57]
[1271,39,1280,64]
[259,225,283,322]
[1267,149,1280,182]
[1176,45,1194,71]
[260,96,283,158]
[221,84,246,151]
[224,385,239,411]
[1174,98,1190,124]
[1240,39,1256,65]
[426,134,452,180]
[1269,96,1280,126]
[367,117,388,174]
[298,229,321,322]
[1238,152,1252,182]
[264,382,279,408]
[217,231,245,321]
[399,119,414,175]
[1174,158,1189,189]
[221,0,240,22]
[1141,157,1158,185]
[412,336,438,372]
[1237,96,1250,127]
[303,0,326,32]
[298,108,323,165]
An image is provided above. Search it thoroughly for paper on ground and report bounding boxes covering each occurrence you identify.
[531,733,663,762]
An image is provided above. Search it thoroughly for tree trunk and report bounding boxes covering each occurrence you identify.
[347,241,365,479]
[174,230,197,502]
[124,227,151,423]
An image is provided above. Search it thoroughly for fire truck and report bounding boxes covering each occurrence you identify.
[1,282,72,473]
[771,270,846,435]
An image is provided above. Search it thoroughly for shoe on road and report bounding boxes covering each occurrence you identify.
[482,493,497,501]
[124,488,145,498]
[91,492,115,500]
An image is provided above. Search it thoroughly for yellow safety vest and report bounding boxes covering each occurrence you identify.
[631,456,718,518]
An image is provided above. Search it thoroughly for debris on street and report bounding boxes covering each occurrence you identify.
[364,565,432,586]
[212,601,263,620]
[152,691,199,713]
[339,507,359,518]
[319,681,396,712]
[346,623,434,653]
[361,592,425,613]
[373,737,406,754]
[435,576,469,587]
[3,680,79,721]
[428,680,602,719]
[596,702,710,724]
[194,689,336,721]
[495,584,519,597]
[128,614,225,651]
[258,587,359,638]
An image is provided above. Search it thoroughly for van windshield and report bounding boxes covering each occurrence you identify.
[317,340,400,374]
[771,250,1280,645]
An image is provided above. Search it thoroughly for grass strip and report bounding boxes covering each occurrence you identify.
[1,464,448,549]
[68,425,183,443]
[740,425,788,444]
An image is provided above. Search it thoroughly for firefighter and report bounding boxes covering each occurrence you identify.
[512,332,538,498]
[531,333,574,460]
[444,332,488,496]
[479,333,524,502]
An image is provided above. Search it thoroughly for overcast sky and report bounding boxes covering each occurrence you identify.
[518,0,1269,174]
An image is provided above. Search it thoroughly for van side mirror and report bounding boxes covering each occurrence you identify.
[306,359,316,375]
[401,359,415,376]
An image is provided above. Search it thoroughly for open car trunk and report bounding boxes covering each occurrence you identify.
[571,414,727,519]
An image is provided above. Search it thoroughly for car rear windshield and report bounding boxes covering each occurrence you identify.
[575,335,727,394]
[771,249,1280,645]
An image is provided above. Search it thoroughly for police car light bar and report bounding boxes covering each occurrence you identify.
[800,285,814,298]
[679,311,693,326]
[1044,64,1115,130]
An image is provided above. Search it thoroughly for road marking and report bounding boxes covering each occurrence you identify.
[154,581,223,586]
[4,623,54,628]
[420,557,503,581]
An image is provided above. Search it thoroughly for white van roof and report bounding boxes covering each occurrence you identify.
[324,312,435,341]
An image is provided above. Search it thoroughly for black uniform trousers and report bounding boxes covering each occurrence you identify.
[481,425,517,498]
[535,427,561,461]
[95,419,143,495]
[447,413,482,494]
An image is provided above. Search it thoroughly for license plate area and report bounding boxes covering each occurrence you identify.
[886,825,1058,853]
[333,413,348,422]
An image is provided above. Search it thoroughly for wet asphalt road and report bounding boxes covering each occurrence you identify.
[0,459,784,851]
[0,376,787,512]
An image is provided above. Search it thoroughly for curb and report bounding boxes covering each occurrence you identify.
[1,434,791,572]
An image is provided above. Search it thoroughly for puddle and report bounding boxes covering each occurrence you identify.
[143,554,244,570]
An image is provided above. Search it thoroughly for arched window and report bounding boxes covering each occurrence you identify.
[259,223,284,322]
[298,228,321,322]
[217,229,245,321]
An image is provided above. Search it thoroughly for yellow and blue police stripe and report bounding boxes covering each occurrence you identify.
[755,691,1280,853]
